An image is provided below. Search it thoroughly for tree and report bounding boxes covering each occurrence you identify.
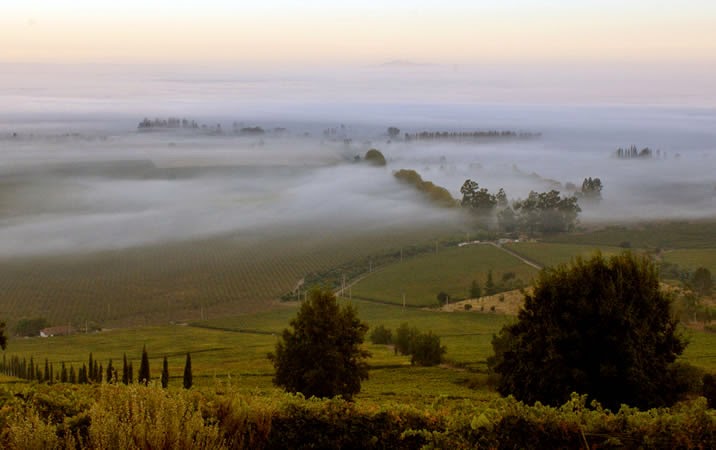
[268,288,370,400]
[122,353,129,385]
[460,179,497,214]
[690,267,713,296]
[387,127,400,138]
[580,177,603,201]
[470,280,482,298]
[0,321,6,351]
[436,291,449,305]
[161,356,169,389]
[410,332,446,366]
[484,270,496,296]
[138,345,150,385]
[488,252,687,410]
[106,359,114,384]
[183,353,192,389]
[364,148,387,166]
[13,318,49,337]
[393,323,418,356]
[369,325,392,345]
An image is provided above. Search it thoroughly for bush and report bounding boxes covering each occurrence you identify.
[364,149,387,166]
[369,325,392,345]
[410,332,446,366]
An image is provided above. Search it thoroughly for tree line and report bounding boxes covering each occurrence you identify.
[1,348,193,389]
[403,130,541,142]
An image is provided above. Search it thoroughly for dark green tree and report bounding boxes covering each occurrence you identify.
[393,323,419,356]
[489,252,687,410]
[69,366,76,384]
[138,345,150,385]
[0,322,7,350]
[470,280,482,298]
[106,359,114,383]
[690,267,713,296]
[387,127,400,138]
[13,318,49,337]
[484,270,497,296]
[268,288,370,400]
[61,362,68,383]
[436,291,449,305]
[369,325,392,345]
[183,353,192,389]
[410,332,446,366]
[161,356,169,389]
[122,353,129,385]
[128,362,134,384]
[460,179,497,214]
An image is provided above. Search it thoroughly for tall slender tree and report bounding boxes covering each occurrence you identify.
[138,345,150,385]
[122,353,129,385]
[183,353,192,389]
[161,356,169,388]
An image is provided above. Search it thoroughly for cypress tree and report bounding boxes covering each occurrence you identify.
[128,361,134,384]
[161,356,169,388]
[44,359,50,382]
[61,362,68,383]
[98,363,103,383]
[183,353,192,389]
[29,357,34,381]
[122,353,129,385]
[79,364,87,384]
[106,359,114,383]
[88,353,93,382]
[138,345,150,385]
[69,366,76,384]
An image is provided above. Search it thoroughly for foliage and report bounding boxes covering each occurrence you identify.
[469,280,482,298]
[184,353,193,389]
[691,267,713,296]
[369,325,392,345]
[394,169,456,207]
[460,179,497,214]
[579,177,603,201]
[393,323,446,367]
[0,322,6,351]
[410,332,446,366]
[268,288,370,400]
[512,190,581,233]
[364,148,387,166]
[489,252,687,410]
[1,384,716,449]
[387,126,400,138]
[436,291,449,305]
[138,346,150,385]
[161,356,169,389]
[13,318,49,337]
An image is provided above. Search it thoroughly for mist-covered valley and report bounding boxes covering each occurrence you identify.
[1,64,715,259]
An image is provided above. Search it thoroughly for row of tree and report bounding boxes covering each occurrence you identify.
[403,130,541,141]
[460,179,583,233]
[0,348,193,389]
[370,323,446,366]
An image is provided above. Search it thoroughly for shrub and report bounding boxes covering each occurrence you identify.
[369,325,392,345]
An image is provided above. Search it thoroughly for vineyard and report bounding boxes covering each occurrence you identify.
[0,222,464,329]
[349,243,538,307]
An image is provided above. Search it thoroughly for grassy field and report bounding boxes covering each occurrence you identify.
[546,220,716,249]
[504,242,623,269]
[5,295,716,406]
[662,249,716,274]
[349,244,537,306]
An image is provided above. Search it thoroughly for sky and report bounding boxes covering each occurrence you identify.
[3,1,716,66]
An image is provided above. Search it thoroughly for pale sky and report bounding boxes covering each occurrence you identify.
[2,1,716,65]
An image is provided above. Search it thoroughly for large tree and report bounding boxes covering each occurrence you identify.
[268,288,370,400]
[489,252,686,410]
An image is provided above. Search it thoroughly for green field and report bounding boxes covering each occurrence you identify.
[504,242,623,268]
[350,244,537,306]
[546,220,716,249]
[663,249,716,274]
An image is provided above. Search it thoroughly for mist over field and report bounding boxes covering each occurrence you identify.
[1,63,715,258]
